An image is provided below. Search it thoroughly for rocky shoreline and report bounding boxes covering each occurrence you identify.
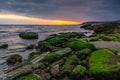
[1,21,120,80]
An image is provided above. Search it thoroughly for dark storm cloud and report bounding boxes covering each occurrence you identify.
[0,0,120,21]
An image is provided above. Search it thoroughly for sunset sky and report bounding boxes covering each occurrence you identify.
[0,0,120,25]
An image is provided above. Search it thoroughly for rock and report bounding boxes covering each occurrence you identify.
[38,41,52,52]
[66,38,96,50]
[75,48,91,58]
[71,65,86,79]
[4,63,43,80]
[62,55,80,72]
[30,52,49,64]
[61,76,70,80]
[26,44,36,49]
[28,51,41,60]
[50,64,60,76]
[43,48,71,63]
[47,36,65,46]
[17,73,42,80]
[40,70,51,80]
[19,32,38,39]
[45,32,86,47]
[34,69,41,75]
[6,54,22,65]
[0,43,8,49]
[89,48,120,80]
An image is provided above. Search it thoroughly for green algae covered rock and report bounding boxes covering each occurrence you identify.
[43,48,71,62]
[48,32,86,40]
[89,48,120,80]
[6,54,22,65]
[17,73,41,80]
[45,32,86,47]
[38,41,52,52]
[72,65,86,76]
[75,48,91,56]
[66,39,95,50]
[47,37,65,46]
[62,55,80,72]
[19,32,38,39]
[43,53,58,62]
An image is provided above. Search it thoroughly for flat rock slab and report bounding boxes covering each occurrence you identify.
[91,41,120,54]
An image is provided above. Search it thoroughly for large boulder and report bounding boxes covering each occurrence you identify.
[89,49,120,80]
[19,32,38,39]
[6,54,22,65]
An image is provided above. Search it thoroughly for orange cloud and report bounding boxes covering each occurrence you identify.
[0,14,80,25]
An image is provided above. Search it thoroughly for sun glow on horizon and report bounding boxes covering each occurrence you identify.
[0,14,80,25]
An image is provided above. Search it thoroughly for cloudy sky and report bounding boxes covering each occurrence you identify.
[0,0,120,24]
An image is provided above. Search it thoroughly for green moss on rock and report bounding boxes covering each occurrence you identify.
[17,73,41,80]
[66,39,95,50]
[89,48,120,80]
[62,55,80,72]
[43,53,59,62]
[43,48,71,62]
[48,32,86,40]
[47,37,65,46]
[19,32,38,39]
[38,41,52,52]
[90,33,120,42]
[75,48,91,56]
[72,65,86,75]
